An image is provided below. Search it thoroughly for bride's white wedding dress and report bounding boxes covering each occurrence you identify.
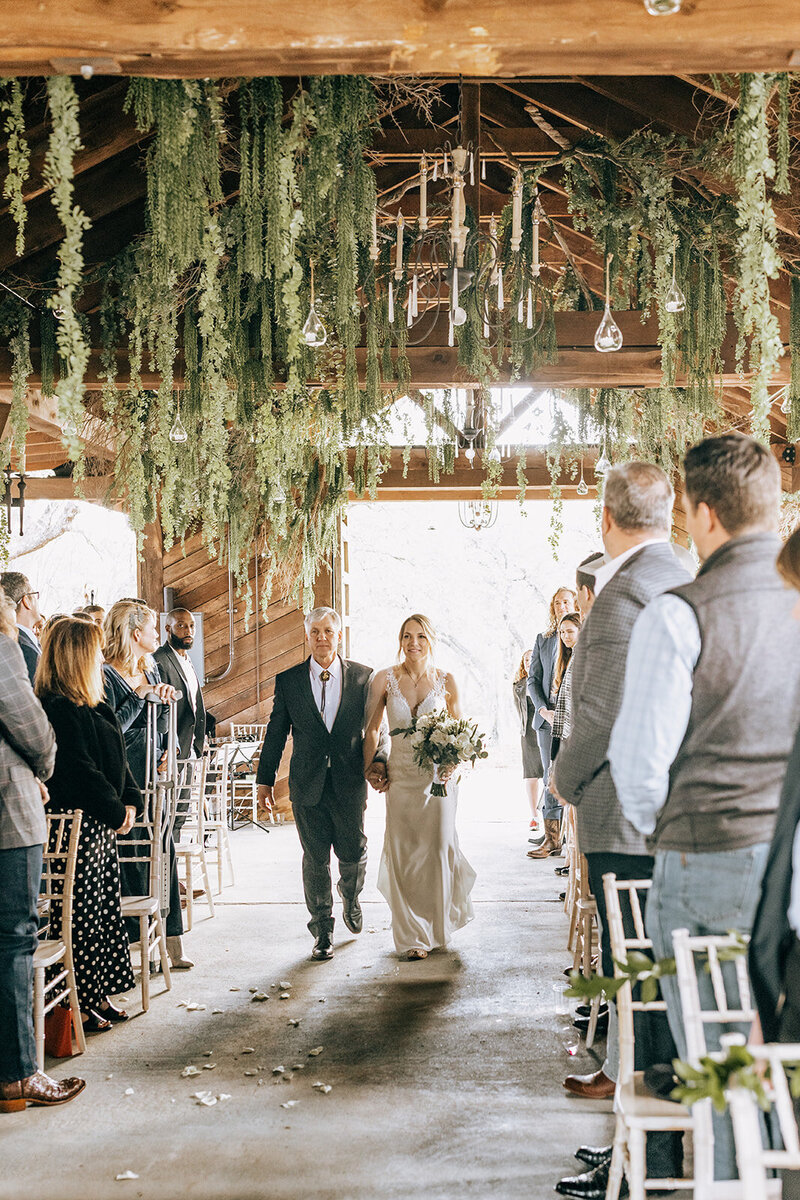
[377,667,476,955]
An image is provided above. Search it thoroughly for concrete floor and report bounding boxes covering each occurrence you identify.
[2,764,615,1200]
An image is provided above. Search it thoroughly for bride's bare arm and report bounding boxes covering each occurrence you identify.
[363,669,389,775]
[445,673,462,719]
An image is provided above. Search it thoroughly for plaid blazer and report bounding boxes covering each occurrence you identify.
[553,543,691,855]
[0,633,56,849]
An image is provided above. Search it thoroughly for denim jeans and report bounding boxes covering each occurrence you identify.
[0,843,43,1084]
[647,843,770,1181]
[536,726,562,821]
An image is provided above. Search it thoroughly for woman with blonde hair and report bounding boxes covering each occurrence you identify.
[37,617,142,1030]
[526,586,577,857]
[102,600,191,970]
[364,614,476,960]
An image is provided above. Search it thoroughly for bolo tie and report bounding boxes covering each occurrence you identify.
[320,669,331,722]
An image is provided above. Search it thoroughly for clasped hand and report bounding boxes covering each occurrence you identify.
[137,681,178,703]
[365,762,389,793]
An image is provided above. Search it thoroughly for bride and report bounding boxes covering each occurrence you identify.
[364,614,476,960]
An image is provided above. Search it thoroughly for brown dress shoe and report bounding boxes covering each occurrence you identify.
[0,1071,86,1112]
[563,1068,616,1099]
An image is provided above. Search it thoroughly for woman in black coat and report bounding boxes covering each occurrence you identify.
[102,600,191,969]
[36,616,143,1030]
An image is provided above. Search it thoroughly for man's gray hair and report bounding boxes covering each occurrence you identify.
[603,461,674,533]
[0,571,31,606]
[303,606,342,635]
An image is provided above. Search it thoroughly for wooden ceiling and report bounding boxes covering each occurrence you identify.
[0,69,797,491]
[0,0,799,77]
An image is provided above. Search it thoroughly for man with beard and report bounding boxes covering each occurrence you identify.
[153,609,206,763]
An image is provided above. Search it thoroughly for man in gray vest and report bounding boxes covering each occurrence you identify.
[551,462,690,1199]
[610,432,800,1181]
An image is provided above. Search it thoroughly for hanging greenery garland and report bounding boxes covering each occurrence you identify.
[0,70,795,594]
[0,78,29,257]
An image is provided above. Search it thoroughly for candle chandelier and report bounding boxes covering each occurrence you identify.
[458,498,499,531]
[368,139,550,350]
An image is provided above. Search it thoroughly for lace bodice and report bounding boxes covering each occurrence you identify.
[385,667,447,777]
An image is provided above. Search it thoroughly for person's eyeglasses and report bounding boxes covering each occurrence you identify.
[20,591,39,603]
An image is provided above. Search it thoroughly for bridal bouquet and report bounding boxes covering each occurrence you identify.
[391,711,489,796]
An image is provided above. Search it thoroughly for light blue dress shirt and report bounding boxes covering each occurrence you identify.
[608,593,702,836]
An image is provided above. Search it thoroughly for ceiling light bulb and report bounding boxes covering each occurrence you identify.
[594,304,623,353]
[302,307,327,348]
[664,277,686,313]
[643,0,681,11]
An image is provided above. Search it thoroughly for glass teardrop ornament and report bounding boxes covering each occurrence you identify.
[576,478,589,497]
[272,479,287,504]
[594,446,612,475]
[594,304,623,353]
[302,307,327,348]
[664,277,686,313]
[169,413,188,444]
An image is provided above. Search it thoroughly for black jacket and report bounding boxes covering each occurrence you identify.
[16,626,40,687]
[750,724,800,1042]
[102,663,168,789]
[256,657,380,808]
[153,643,206,760]
[40,694,143,829]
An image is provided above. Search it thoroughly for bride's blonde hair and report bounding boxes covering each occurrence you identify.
[397,613,437,663]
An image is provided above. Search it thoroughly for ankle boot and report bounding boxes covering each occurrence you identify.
[527,818,562,859]
[166,935,194,970]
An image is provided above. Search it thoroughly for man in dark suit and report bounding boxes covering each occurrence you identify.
[153,609,206,762]
[0,571,43,685]
[256,607,388,961]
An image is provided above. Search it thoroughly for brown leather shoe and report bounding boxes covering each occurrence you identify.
[563,1068,616,1099]
[0,1071,86,1112]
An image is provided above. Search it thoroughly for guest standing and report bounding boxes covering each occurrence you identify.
[610,433,800,1183]
[0,571,43,685]
[102,600,191,971]
[547,613,582,764]
[153,609,206,763]
[551,462,689,1197]
[0,588,84,1112]
[36,617,142,1031]
[513,651,544,837]
[527,587,576,857]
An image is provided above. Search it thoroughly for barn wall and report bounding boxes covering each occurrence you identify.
[138,529,334,811]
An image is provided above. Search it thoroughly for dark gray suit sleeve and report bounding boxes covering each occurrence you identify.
[256,674,292,787]
[527,634,550,719]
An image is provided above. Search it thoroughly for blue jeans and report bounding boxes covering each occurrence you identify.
[0,843,43,1083]
[536,726,562,821]
[647,844,770,1181]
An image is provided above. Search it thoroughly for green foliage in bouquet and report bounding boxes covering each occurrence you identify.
[390,711,489,797]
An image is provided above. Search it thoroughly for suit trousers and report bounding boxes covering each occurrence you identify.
[0,843,42,1083]
[292,774,367,939]
[586,851,683,1179]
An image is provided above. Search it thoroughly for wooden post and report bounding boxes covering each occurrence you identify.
[461,82,481,224]
[138,519,164,611]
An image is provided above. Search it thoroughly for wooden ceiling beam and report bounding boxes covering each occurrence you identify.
[0,2,798,77]
[0,81,144,219]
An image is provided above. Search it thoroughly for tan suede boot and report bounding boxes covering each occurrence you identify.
[527,818,561,858]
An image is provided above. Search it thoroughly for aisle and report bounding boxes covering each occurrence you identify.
[4,764,614,1200]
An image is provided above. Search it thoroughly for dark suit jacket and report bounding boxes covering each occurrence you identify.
[41,694,143,829]
[256,657,382,809]
[153,643,206,760]
[750,724,800,1042]
[526,631,558,732]
[16,625,40,686]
